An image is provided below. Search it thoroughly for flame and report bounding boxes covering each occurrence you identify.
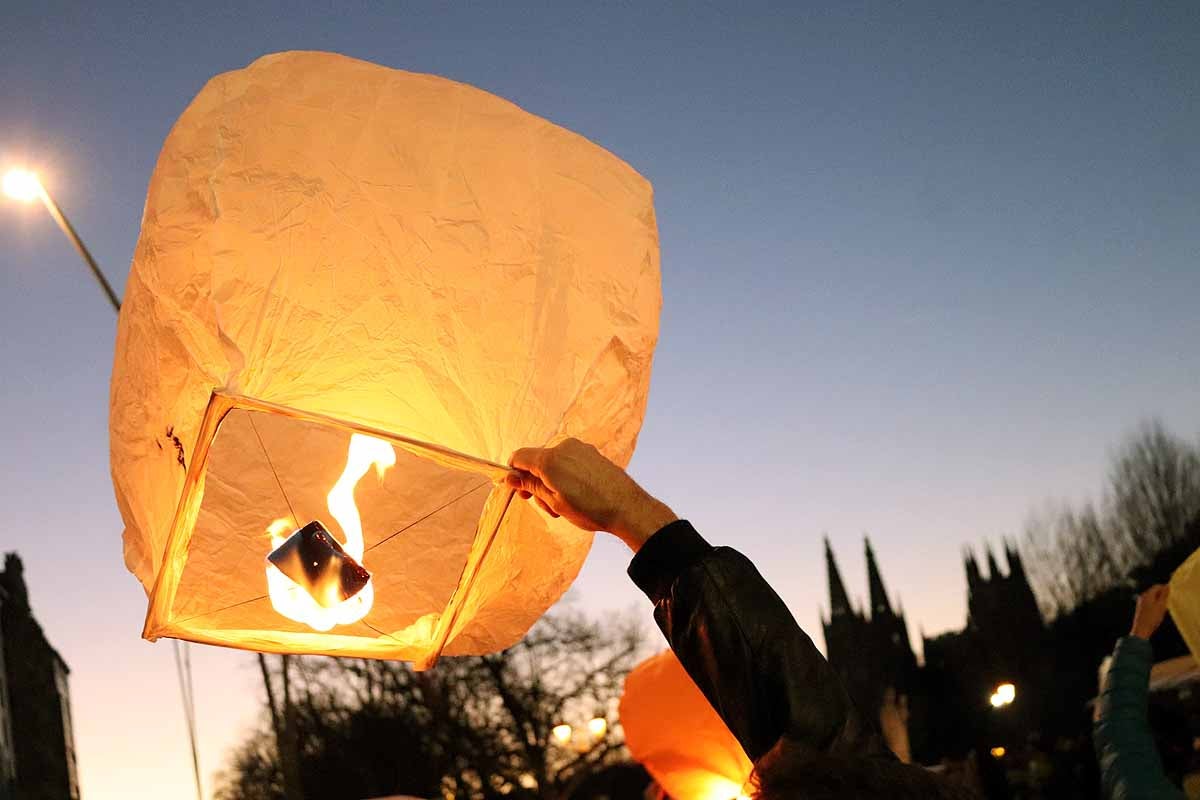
[695,776,751,800]
[265,434,396,631]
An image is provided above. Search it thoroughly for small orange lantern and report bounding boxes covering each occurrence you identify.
[110,51,660,667]
[620,650,754,800]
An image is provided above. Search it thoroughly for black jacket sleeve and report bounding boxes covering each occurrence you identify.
[628,519,895,764]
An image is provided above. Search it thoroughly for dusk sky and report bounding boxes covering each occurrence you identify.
[2,3,1198,798]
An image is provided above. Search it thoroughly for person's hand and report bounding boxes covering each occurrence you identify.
[505,438,676,551]
[1131,584,1171,641]
[879,687,912,764]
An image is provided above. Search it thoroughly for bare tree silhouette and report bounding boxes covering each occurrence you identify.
[215,608,647,800]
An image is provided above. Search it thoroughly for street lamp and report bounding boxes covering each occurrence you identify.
[551,717,609,752]
[2,167,121,312]
[3,164,201,800]
[587,716,607,740]
[551,723,573,746]
[2,169,41,202]
[989,682,1016,709]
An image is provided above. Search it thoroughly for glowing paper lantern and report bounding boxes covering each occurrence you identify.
[1170,546,1200,662]
[110,51,660,667]
[620,651,753,800]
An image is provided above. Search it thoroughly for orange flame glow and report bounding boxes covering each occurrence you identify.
[265,434,396,631]
[696,777,751,800]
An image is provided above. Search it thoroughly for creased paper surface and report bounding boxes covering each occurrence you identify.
[110,51,660,659]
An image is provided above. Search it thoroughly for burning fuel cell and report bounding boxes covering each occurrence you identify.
[262,433,394,631]
[267,521,371,608]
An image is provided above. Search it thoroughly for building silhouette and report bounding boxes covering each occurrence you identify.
[0,585,15,800]
[0,554,80,800]
[823,537,1048,762]
[821,537,918,719]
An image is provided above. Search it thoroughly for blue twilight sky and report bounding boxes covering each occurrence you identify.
[2,2,1198,798]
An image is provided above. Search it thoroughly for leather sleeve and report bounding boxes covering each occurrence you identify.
[628,520,894,763]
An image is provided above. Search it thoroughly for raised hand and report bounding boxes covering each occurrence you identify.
[1131,584,1171,641]
[506,438,676,551]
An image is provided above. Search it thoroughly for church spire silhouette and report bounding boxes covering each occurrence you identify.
[825,536,852,617]
[865,536,893,618]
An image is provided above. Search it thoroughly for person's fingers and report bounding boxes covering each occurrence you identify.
[535,496,560,518]
[505,469,545,497]
[506,470,562,519]
[1142,585,1169,608]
[509,447,547,475]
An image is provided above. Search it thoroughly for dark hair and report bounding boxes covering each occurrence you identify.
[751,737,982,800]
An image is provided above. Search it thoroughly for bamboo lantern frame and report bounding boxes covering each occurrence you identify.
[142,390,515,669]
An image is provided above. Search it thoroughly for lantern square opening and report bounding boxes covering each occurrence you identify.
[142,392,507,664]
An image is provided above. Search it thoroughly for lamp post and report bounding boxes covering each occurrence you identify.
[4,166,202,800]
[3,169,121,313]
[550,716,610,753]
[989,682,1016,709]
[986,681,1017,774]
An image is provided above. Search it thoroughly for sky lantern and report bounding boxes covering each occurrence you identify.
[109,51,660,668]
[620,650,753,800]
[1170,546,1200,662]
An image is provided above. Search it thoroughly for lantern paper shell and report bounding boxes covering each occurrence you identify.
[1169,545,1200,662]
[109,51,660,667]
[620,650,753,800]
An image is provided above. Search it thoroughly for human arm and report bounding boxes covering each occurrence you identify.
[879,688,913,764]
[506,439,892,762]
[626,520,892,761]
[1093,585,1185,800]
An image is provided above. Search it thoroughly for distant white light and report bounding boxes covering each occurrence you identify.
[2,169,41,203]
[587,716,607,739]
[989,682,1016,708]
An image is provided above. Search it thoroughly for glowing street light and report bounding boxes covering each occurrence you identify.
[551,717,609,752]
[3,164,199,799]
[990,746,1006,758]
[551,723,573,746]
[2,166,121,312]
[989,682,1016,708]
[3,169,41,202]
